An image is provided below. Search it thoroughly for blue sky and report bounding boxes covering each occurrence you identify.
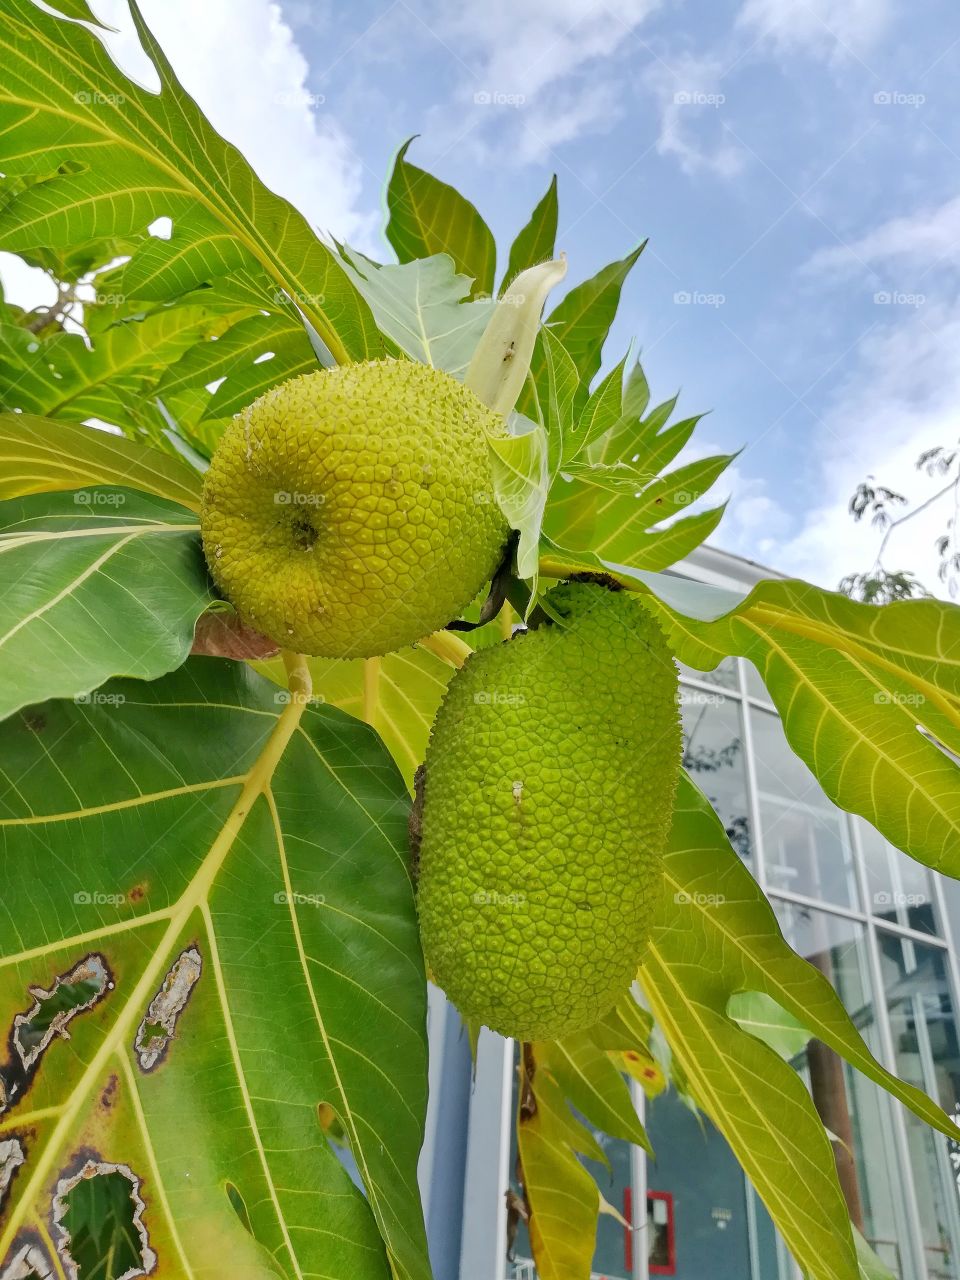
[5,0,960,593]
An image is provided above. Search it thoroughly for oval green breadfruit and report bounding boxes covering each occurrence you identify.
[416,580,681,1042]
[200,360,509,657]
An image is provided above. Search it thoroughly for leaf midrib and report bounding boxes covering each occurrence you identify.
[0,662,311,1265]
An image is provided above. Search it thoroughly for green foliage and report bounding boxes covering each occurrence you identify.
[0,658,428,1278]
[0,486,213,719]
[500,174,559,294]
[0,5,957,1280]
[385,138,497,298]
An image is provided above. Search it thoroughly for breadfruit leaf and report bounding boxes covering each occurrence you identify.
[0,303,231,436]
[256,641,464,794]
[157,312,318,423]
[0,486,214,721]
[0,657,430,1280]
[335,249,494,378]
[514,1043,606,1280]
[385,138,496,299]
[0,413,202,510]
[646,576,960,875]
[0,0,382,366]
[499,175,559,297]
[640,771,960,1279]
[516,997,657,1280]
[540,550,960,877]
[539,348,734,571]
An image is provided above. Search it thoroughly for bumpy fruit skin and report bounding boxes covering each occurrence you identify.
[416,581,680,1041]
[200,360,509,657]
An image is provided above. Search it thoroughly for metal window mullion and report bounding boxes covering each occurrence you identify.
[460,1030,514,1280]
[629,1078,649,1280]
[851,817,930,1280]
[738,686,769,894]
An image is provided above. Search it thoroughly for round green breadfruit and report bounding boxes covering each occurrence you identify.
[416,580,681,1041]
[200,360,509,657]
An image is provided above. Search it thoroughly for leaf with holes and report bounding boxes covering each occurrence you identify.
[0,657,429,1280]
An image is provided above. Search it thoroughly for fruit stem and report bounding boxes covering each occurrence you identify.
[282,650,313,703]
[418,630,472,669]
[539,554,646,594]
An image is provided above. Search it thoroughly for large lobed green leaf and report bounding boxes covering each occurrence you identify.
[0,486,214,721]
[500,176,558,296]
[646,577,960,875]
[0,413,202,510]
[640,772,960,1280]
[0,0,382,364]
[0,658,430,1280]
[0,302,228,432]
[385,139,496,299]
[335,249,494,378]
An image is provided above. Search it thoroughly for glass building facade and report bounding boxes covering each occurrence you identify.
[416,547,960,1280]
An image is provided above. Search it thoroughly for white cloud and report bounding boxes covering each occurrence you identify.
[513,83,623,165]
[98,0,373,241]
[0,0,373,311]
[805,194,960,281]
[736,0,893,61]
[421,0,661,158]
[755,304,960,597]
[445,0,662,100]
[643,54,746,178]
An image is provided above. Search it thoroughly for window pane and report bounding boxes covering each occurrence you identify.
[751,708,858,907]
[775,902,920,1279]
[859,820,940,936]
[743,659,772,702]
[680,687,752,864]
[677,656,739,690]
[645,1091,755,1277]
[879,933,960,1280]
